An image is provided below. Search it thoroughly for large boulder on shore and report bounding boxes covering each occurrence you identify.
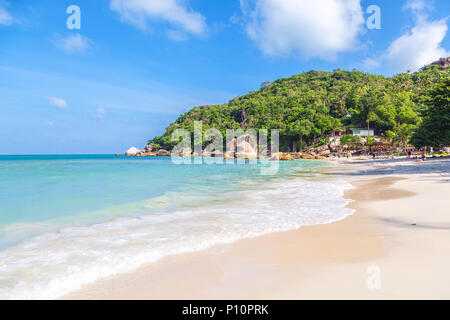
[224,138,258,159]
[225,137,258,158]
[280,153,292,161]
[157,149,170,156]
[329,140,341,152]
[236,140,257,159]
[211,149,223,157]
[270,152,281,160]
[300,153,315,160]
[172,147,192,157]
[202,149,223,157]
[226,138,237,153]
[310,144,329,154]
[223,153,235,159]
[143,143,155,153]
[125,147,141,156]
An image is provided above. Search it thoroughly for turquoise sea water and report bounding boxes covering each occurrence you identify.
[0,155,353,299]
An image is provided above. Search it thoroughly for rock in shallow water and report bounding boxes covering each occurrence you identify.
[157,149,170,156]
[125,147,141,156]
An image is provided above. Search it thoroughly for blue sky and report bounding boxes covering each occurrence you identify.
[0,0,449,154]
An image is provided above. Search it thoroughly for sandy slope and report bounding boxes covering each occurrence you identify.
[66,159,450,300]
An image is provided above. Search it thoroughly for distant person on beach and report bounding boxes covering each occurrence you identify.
[408,151,411,159]
[373,153,376,159]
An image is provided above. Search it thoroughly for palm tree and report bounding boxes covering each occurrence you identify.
[366,136,375,152]
[366,111,377,134]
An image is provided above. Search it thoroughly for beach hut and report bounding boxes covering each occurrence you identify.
[350,128,375,137]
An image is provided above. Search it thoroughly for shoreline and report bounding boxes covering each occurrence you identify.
[66,159,450,299]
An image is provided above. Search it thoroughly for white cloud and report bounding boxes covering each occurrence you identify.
[364,3,449,73]
[94,108,106,120]
[110,0,206,37]
[48,96,68,109]
[243,0,365,59]
[363,57,381,70]
[52,34,91,53]
[384,20,448,73]
[403,0,431,13]
[0,4,13,25]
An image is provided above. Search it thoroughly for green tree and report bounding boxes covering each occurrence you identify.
[331,118,343,138]
[341,134,361,146]
[366,111,378,132]
[411,77,450,148]
[146,64,449,152]
[366,136,375,151]
[260,81,272,89]
[381,130,395,144]
[394,124,415,152]
[289,119,313,152]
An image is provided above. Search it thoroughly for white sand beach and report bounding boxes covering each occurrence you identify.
[66,158,450,300]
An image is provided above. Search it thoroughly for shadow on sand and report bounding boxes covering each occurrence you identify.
[324,157,450,180]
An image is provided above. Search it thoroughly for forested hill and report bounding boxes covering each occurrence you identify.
[149,58,449,152]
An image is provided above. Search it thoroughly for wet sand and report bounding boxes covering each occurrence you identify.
[66,161,450,300]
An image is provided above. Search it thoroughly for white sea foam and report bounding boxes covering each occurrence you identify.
[0,174,354,299]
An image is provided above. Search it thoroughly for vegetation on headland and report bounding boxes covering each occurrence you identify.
[148,59,449,153]
[411,77,450,148]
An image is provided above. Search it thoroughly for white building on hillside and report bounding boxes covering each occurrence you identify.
[350,128,375,137]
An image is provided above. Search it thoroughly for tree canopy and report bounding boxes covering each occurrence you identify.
[411,77,450,148]
[149,62,449,152]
